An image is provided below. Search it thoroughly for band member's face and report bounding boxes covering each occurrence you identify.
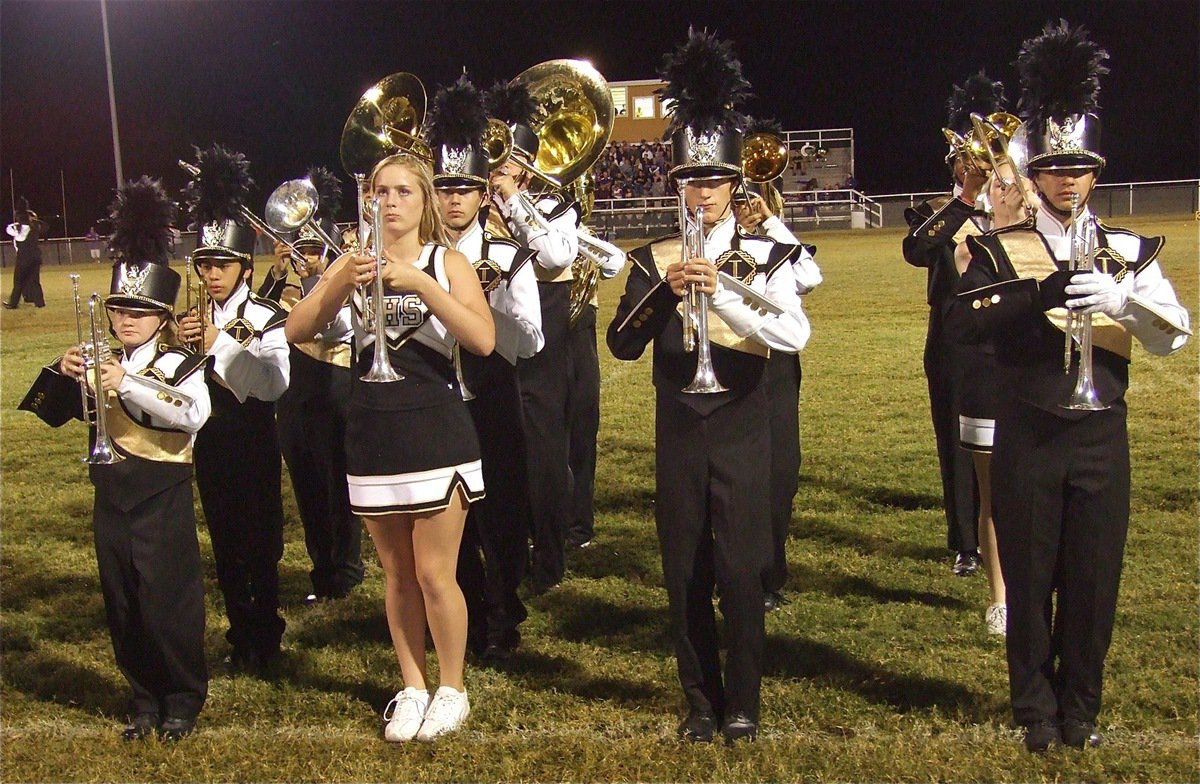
[373,163,424,237]
[683,178,735,226]
[436,187,484,231]
[300,250,326,277]
[196,260,248,303]
[1033,168,1098,213]
[107,307,165,349]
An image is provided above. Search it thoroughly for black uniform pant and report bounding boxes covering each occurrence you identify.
[924,320,978,551]
[518,280,572,588]
[93,479,207,720]
[195,398,286,657]
[458,369,532,649]
[992,399,1130,726]
[6,256,44,307]
[656,389,771,723]
[276,360,363,599]
[566,305,601,544]
[764,352,801,594]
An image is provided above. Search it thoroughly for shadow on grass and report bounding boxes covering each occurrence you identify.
[763,633,996,720]
[787,563,968,609]
[796,518,950,563]
[3,649,127,717]
[805,474,943,512]
[537,588,672,655]
[488,648,671,707]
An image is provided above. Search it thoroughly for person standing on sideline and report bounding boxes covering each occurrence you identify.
[5,198,47,308]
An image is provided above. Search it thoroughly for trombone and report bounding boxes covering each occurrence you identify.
[1061,193,1107,411]
[76,292,123,464]
[677,201,727,394]
[966,113,1038,218]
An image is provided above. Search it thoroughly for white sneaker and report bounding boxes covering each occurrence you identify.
[415,686,470,741]
[986,603,1007,636]
[383,687,429,742]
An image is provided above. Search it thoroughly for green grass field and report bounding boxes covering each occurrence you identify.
[2,218,1196,782]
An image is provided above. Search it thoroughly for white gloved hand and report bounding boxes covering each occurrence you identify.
[1065,271,1126,317]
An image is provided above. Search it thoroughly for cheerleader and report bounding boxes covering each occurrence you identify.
[286,154,494,742]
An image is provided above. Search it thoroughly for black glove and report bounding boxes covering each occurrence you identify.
[1038,270,1073,311]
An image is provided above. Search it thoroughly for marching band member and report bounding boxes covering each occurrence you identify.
[607,29,810,745]
[258,167,363,605]
[22,178,210,740]
[4,197,47,309]
[427,76,544,662]
[735,117,823,613]
[947,22,1190,752]
[902,73,1000,579]
[286,154,494,742]
[178,145,290,675]
[485,81,577,594]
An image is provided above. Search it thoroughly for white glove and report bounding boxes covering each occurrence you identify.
[1065,271,1126,317]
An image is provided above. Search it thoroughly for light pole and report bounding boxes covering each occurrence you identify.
[101,0,123,187]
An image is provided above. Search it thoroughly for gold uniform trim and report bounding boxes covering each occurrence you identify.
[995,231,1132,360]
[649,239,768,358]
[295,340,352,368]
[104,391,193,463]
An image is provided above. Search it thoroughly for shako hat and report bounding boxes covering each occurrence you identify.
[184,143,259,266]
[428,74,490,188]
[293,166,343,253]
[104,176,180,314]
[658,27,752,182]
[484,80,539,166]
[1017,19,1109,171]
[944,71,1006,164]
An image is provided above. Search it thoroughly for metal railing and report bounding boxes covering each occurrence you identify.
[590,189,882,240]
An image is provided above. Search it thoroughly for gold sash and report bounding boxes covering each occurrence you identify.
[535,262,573,284]
[104,390,193,463]
[650,240,767,358]
[995,231,1132,360]
[295,340,352,368]
[952,219,982,246]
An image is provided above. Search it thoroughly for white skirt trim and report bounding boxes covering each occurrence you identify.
[349,460,485,516]
[959,415,995,452]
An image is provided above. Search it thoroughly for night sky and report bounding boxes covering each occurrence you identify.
[2,0,1196,237]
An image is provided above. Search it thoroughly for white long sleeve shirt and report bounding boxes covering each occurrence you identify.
[207,282,291,402]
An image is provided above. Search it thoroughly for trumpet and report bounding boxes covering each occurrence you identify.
[360,193,402,383]
[78,293,124,464]
[183,260,209,352]
[678,202,727,394]
[1062,193,1107,411]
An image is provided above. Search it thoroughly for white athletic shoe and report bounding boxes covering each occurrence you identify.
[383,687,429,742]
[415,686,470,741]
[986,603,1008,636]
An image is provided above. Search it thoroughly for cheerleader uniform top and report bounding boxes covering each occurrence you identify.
[343,243,485,515]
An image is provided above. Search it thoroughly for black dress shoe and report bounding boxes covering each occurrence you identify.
[677,709,717,743]
[1061,719,1102,748]
[1,303,16,310]
[953,550,982,577]
[158,716,195,741]
[1022,720,1061,753]
[121,713,158,741]
[721,712,757,745]
[764,591,785,612]
[482,629,520,662]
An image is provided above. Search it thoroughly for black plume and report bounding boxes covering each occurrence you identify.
[427,74,489,150]
[108,176,175,263]
[744,116,783,136]
[657,27,752,136]
[306,166,343,221]
[183,143,255,225]
[945,71,1006,134]
[484,80,536,127]
[1017,19,1109,123]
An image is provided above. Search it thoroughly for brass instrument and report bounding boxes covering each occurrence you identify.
[967,113,1037,217]
[1062,193,1107,411]
[739,132,790,216]
[484,118,562,191]
[68,274,91,425]
[339,72,432,177]
[81,293,123,464]
[264,178,344,267]
[360,195,402,383]
[509,59,615,192]
[183,260,209,352]
[678,202,727,394]
[177,159,312,261]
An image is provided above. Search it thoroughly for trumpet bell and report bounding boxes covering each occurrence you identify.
[742,133,789,184]
[340,72,431,176]
[510,59,614,188]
